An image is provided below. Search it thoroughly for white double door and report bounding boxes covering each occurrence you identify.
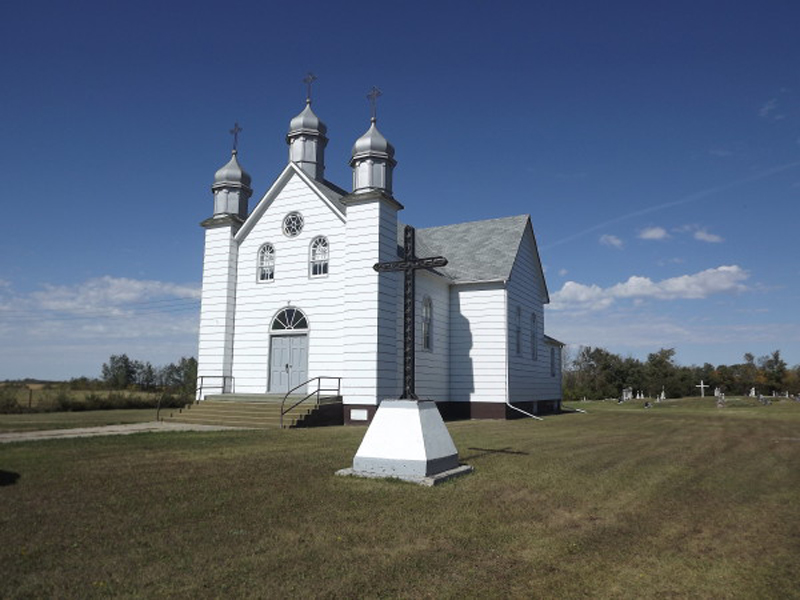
[268,334,308,394]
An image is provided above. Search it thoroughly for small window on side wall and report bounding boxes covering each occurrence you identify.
[422,296,433,351]
[258,243,275,282]
[531,313,538,360]
[310,236,329,277]
[550,346,556,377]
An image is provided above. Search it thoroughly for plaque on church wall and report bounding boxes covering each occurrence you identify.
[350,409,368,421]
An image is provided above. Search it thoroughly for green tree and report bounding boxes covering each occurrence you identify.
[101,354,136,389]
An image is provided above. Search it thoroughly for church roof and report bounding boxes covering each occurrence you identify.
[412,214,532,284]
[314,178,348,214]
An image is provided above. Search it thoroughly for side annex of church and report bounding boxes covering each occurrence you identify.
[197,93,563,424]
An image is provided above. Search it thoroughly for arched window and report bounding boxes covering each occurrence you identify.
[515,306,522,355]
[531,313,538,360]
[309,236,329,277]
[271,307,309,331]
[422,296,433,351]
[258,243,275,282]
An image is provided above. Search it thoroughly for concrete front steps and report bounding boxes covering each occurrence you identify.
[159,393,343,429]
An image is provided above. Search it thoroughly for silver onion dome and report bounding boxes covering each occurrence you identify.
[213,150,252,189]
[288,101,328,137]
[351,118,395,160]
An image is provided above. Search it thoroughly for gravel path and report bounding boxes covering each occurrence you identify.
[0,422,246,444]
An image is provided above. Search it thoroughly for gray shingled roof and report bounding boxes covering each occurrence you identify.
[401,215,531,283]
[315,179,348,214]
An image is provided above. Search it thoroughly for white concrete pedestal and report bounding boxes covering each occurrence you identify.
[336,400,473,486]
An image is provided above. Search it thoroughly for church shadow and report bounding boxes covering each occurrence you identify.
[461,446,529,461]
[449,293,474,401]
[0,471,21,486]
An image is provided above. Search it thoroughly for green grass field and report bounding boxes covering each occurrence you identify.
[0,409,158,432]
[1,398,798,598]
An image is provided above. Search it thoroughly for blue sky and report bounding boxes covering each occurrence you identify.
[1,0,799,379]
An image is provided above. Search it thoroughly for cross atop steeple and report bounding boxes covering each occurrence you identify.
[367,86,382,122]
[229,122,242,152]
[303,72,317,104]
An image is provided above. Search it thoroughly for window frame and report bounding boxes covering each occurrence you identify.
[531,313,538,361]
[309,236,329,278]
[257,243,275,283]
[421,295,433,351]
[282,211,304,238]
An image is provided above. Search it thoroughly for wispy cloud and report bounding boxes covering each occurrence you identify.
[694,229,724,243]
[0,277,201,379]
[550,265,749,312]
[599,234,624,249]
[759,98,786,121]
[558,268,569,277]
[759,98,778,118]
[638,226,669,240]
[542,159,800,250]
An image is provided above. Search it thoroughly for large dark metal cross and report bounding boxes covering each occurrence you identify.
[374,225,448,400]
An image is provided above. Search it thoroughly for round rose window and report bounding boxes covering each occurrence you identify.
[282,212,304,237]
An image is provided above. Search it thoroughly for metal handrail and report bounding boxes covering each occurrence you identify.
[196,375,235,401]
[280,376,342,428]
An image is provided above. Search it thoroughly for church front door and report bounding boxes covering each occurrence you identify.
[268,335,308,394]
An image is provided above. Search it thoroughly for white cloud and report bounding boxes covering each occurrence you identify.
[694,229,724,243]
[759,98,786,121]
[599,234,624,249]
[638,226,670,240]
[550,265,749,312]
[0,277,201,379]
[558,268,569,277]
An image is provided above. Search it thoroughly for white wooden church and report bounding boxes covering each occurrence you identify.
[197,94,563,424]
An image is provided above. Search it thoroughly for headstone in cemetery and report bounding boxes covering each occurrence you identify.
[695,380,709,398]
[749,387,757,397]
[338,225,473,486]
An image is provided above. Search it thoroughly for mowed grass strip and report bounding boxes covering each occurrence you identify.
[0,409,158,432]
[1,401,799,599]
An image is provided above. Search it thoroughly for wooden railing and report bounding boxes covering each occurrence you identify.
[280,377,342,428]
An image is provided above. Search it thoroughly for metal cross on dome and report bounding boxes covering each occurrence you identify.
[229,122,242,152]
[367,86,382,122]
[374,225,448,400]
[304,72,317,103]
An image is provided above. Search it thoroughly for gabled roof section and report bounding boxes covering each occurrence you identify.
[544,335,565,347]
[513,219,550,304]
[414,215,530,284]
[234,162,346,243]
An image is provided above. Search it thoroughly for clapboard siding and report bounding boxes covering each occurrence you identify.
[415,270,450,400]
[231,172,346,393]
[196,225,239,394]
[506,224,561,402]
[342,196,402,405]
[449,282,507,403]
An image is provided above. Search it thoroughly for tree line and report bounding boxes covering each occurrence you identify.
[64,354,197,396]
[562,347,799,402]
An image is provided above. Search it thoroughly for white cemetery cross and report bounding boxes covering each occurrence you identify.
[695,380,709,398]
[337,224,473,486]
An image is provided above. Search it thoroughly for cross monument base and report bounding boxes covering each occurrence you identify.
[336,400,473,486]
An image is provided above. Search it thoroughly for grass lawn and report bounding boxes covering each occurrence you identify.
[1,399,799,598]
[0,409,158,432]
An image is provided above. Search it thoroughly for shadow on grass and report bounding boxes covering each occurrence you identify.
[0,470,20,486]
[461,446,529,461]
